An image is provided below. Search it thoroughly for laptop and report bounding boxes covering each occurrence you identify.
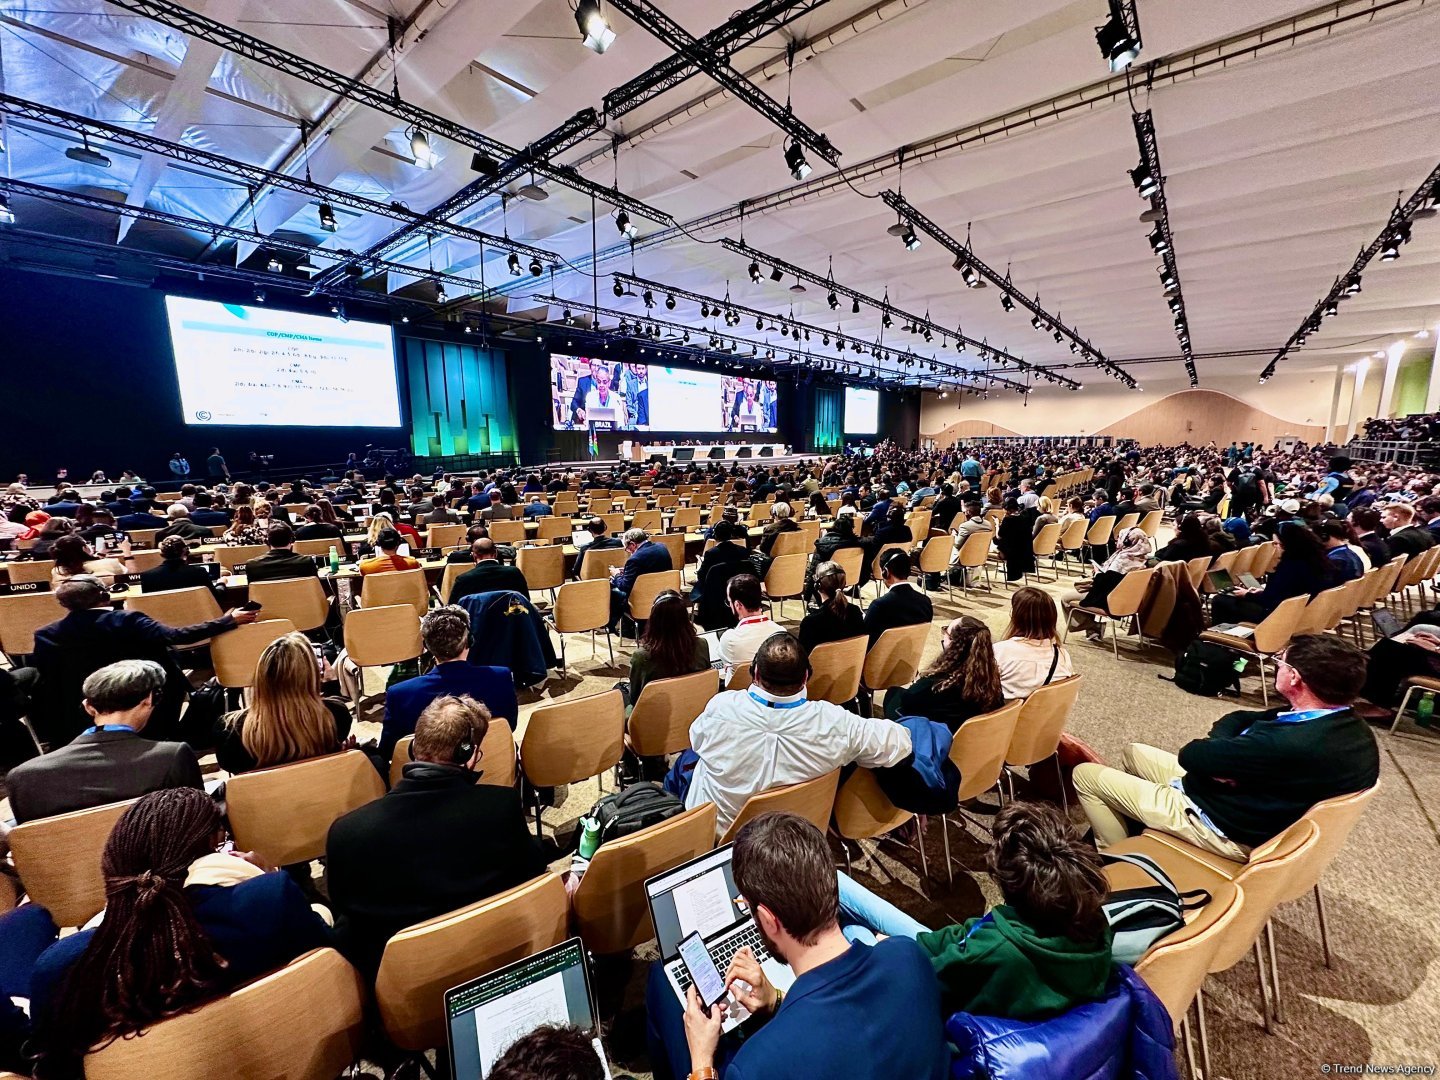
[1206,569,1235,593]
[644,844,795,1032]
[444,937,611,1080]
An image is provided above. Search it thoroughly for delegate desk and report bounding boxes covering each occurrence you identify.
[634,443,788,461]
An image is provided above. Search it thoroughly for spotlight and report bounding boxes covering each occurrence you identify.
[900,225,920,251]
[1031,315,1044,331]
[266,255,283,273]
[574,0,616,53]
[748,260,761,283]
[0,194,12,225]
[756,317,765,331]
[886,214,908,238]
[318,202,337,232]
[784,139,811,181]
[517,175,548,201]
[613,278,625,297]
[1129,164,1158,199]
[790,279,806,294]
[435,281,448,303]
[333,302,348,324]
[1052,329,1064,343]
[1343,275,1361,296]
[1159,267,1178,292]
[1323,300,1339,318]
[1380,222,1410,261]
[65,134,112,169]
[665,293,676,310]
[700,303,711,318]
[882,311,892,328]
[955,258,982,289]
[769,265,785,283]
[508,252,522,276]
[408,128,437,169]
[1095,0,1140,72]
[1000,292,1014,312]
[1168,296,1182,313]
[1148,226,1169,254]
[614,209,637,239]
[401,313,410,324]
[641,289,654,308]
[827,290,839,310]
[851,298,861,314]
[253,287,266,303]
[470,151,500,176]
[1069,340,1079,353]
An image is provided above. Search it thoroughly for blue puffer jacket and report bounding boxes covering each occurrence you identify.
[947,965,1178,1080]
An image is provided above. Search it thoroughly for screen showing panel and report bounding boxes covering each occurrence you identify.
[165,296,402,427]
[844,387,879,434]
[549,355,777,433]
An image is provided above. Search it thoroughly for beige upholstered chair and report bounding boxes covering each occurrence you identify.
[227,751,385,865]
[9,798,134,926]
[719,768,841,845]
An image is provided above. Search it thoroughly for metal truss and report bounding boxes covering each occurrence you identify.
[1131,110,1197,387]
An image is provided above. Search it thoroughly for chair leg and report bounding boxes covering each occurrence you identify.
[1266,919,1285,1024]
[1392,684,1419,734]
[1056,754,1068,814]
[941,814,953,887]
[1195,986,1213,1080]
[914,818,929,884]
[1180,1015,1199,1080]
[1258,658,1269,708]
[1253,940,1276,1034]
[1314,883,1333,968]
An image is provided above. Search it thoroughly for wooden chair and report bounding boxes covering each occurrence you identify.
[389,721,517,790]
[862,624,930,712]
[767,530,809,559]
[374,875,568,1055]
[1114,512,1141,534]
[425,523,466,549]
[341,604,423,701]
[435,561,468,604]
[547,578,615,672]
[1030,522,1063,581]
[937,700,1024,883]
[1056,516,1088,570]
[726,662,752,691]
[830,547,866,607]
[720,768,841,845]
[832,767,921,877]
[85,948,366,1080]
[599,512,626,536]
[248,577,330,632]
[579,546,629,581]
[761,552,807,620]
[671,507,702,531]
[631,509,663,533]
[125,585,223,630]
[216,543,266,571]
[1197,593,1309,707]
[954,530,994,594]
[916,534,954,598]
[869,542,911,596]
[627,570,684,634]
[0,590,64,659]
[1004,675,1083,807]
[127,550,164,572]
[489,519,526,544]
[127,527,162,548]
[9,798,134,927]
[537,515,575,541]
[1062,566,1157,658]
[653,532,687,579]
[7,560,54,584]
[1184,555,1211,593]
[520,690,625,837]
[572,804,718,954]
[1138,509,1164,538]
[807,635,867,705]
[293,538,343,557]
[517,543,566,600]
[227,750,384,865]
[627,669,717,758]
[211,618,298,690]
[359,568,428,617]
[1082,515,1116,562]
[1200,548,1241,596]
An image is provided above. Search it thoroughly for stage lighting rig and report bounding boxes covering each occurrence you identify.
[1095,0,1141,72]
[1132,110,1197,386]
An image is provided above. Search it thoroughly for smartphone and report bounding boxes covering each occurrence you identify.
[678,931,728,1009]
[238,600,263,612]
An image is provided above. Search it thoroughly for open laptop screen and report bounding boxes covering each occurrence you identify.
[445,938,596,1079]
[645,844,747,959]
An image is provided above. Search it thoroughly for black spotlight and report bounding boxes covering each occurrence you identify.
[1148,226,1169,254]
[1095,0,1140,72]
[784,139,811,181]
[613,278,625,297]
[1323,300,1339,318]
[851,298,861,314]
[507,252,522,276]
[827,290,838,309]
[470,151,500,176]
[748,260,761,283]
[575,0,615,53]
[1000,292,1014,312]
[900,225,920,251]
[614,209,637,239]
[1344,275,1361,296]
[769,265,785,283]
[665,293,676,310]
[529,256,543,277]
[1129,164,1158,199]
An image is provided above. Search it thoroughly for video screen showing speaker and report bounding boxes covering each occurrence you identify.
[844,387,879,434]
[165,296,402,428]
[549,354,777,433]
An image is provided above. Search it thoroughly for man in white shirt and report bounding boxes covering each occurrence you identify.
[685,634,913,837]
[1016,480,1040,510]
[718,573,775,668]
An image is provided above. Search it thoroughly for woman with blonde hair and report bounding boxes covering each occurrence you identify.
[359,510,420,555]
[994,586,1074,699]
[215,632,351,774]
[884,615,1004,730]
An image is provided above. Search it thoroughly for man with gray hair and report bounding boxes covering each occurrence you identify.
[608,526,672,633]
[5,659,203,823]
[155,500,212,541]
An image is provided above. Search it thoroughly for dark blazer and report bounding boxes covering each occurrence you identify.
[191,509,232,526]
[5,727,203,823]
[140,558,220,600]
[294,522,344,541]
[326,763,547,976]
[116,511,163,532]
[613,540,672,596]
[798,603,865,653]
[863,582,933,647]
[156,519,213,541]
[1386,525,1435,561]
[242,548,319,583]
[450,561,529,605]
[1356,533,1390,568]
[381,661,519,758]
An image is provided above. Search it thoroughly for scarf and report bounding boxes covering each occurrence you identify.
[1101,527,1151,574]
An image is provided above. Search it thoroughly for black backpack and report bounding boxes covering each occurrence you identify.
[1172,640,1246,697]
[590,782,685,850]
[1232,468,1260,498]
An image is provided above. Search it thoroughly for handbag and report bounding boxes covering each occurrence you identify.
[1102,852,1211,964]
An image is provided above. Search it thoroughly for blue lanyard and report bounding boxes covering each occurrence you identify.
[960,913,993,948]
[83,724,133,735]
[1272,708,1344,724]
[747,690,807,710]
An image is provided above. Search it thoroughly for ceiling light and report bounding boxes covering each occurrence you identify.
[641,289,654,307]
[748,260,761,283]
[769,265,785,283]
[882,311,892,328]
[508,252,522,276]
[253,287,266,303]
[435,281,448,303]
[1052,329,1064,343]
[612,278,624,297]
[266,255,283,273]
[851,298,860,314]
[665,293,676,310]
[575,0,616,53]
[789,278,806,294]
[1031,315,1045,331]
[1380,221,1410,261]
[333,302,348,324]
[827,290,838,310]
[700,303,710,318]
[0,194,12,225]
[318,202,337,232]
[900,225,920,251]
[1168,296,1182,313]
[1139,204,1163,223]
[296,256,319,276]
[1323,300,1339,318]
[470,152,500,176]
[784,139,811,181]
[1069,340,1079,353]
[400,313,411,324]
[1000,292,1014,312]
[65,134,111,169]
[1095,0,1140,72]
[614,209,637,238]
[1344,275,1362,296]
[408,128,437,169]
[1148,226,1169,254]
[1129,164,1158,199]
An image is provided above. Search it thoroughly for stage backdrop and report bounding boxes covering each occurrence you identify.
[813,386,843,450]
[400,337,516,460]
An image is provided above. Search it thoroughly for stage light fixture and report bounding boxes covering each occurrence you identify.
[266,255,283,273]
[508,252,523,276]
[65,134,112,169]
[1129,164,1157,199]
[296,256,319,276]
[1148,226,1168,254]
[408,128,437,169]
[574,0,616,53]
[827,290,838,310]
[333,302,348,324]
[1380,221,1410,261]
[900,225,920,251]
[1000,292,1014,312]
[881,311,892,328]
[641,289,654,307]
[1323,300,1339,318]
[318,202,337,232]
[400,313,410,324]
[1095,0,1140,72]
[1159,266,1178,292]
[955,258,982,289]
[613,278,625,297]
[614,209,637,239]
[790,278,806,294]
[755,316,765,331]
[784,139,811,181]
[1344,275,1362,296]
[1052,329,1064,343]
[748,260,761,283]
[1030,315,1044,331]
[769,265,785,283]
[1069,340,1079,353]
[253,287,266,303]
[1168,296,1182,313]
[0,194,12,225]
[435,281,448,303]
[665,293,676,310]
[851,298,861,314]
[470,151,500,176]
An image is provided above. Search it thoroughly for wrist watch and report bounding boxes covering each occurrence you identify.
[688,1068,719,1080]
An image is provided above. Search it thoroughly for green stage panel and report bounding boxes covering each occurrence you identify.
[813,385,843,450]
[401,338,516,459]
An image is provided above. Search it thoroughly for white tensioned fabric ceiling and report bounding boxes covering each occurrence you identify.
[1,0,1438,389]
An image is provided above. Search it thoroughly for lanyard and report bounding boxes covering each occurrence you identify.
[1271,708,1344,724]
[960,913,993,948]
[736,615,771,628]
[747,690,807,710]
[83,724,133,735]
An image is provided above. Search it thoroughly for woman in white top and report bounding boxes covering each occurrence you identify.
[49,533,134,586]
[992,586,1074,700]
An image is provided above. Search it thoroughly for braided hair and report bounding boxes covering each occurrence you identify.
[41,789,229,1074]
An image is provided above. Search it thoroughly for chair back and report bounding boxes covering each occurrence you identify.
[360,568,428,617]
[488,519,526,543]
[343,604,423,667]
[1244,592,1307,654]
[520,689,625,788]
[808,635,867,704]
[951,701,1024,802]
[914,534,951,575]
[628,669,717,757]
[128,550,165,572]
[726,662,752,691]
[85,948,366,1080]
[572,805,718,954]
[227,750,385,865]
[653,532,686,571]
[628,570,683,621]
[537,516,574,541]
[0,590,65,656]
[390,722,517,790]
[1229,545,1258,580]
[216,544,266,570]
[211,618,299,688]
[552,578,612,634]
[1207,819,1320,972]
[833,768,912,841]
[1114,512,1140,533]
[9,799,134,926]
[762,553,807,601]
[1058,517,1088,552]
[1138,509,1164,537]
[293,538,342,557]
[1006,674,1083,769]
[747,502,771,523]
[598,512,626,536]
[1184,556,1210,592]
[671,507,702,531]
[1031,522,1062,558]
[579,546,629,581]
[124,585,223,629]
[862,623,931,691]
[719,768,841,844]
[1294,585,1346,636]
[436,562,468,604]
[768,530,809,558]
[1284,783,1380,901]
[374,874,568,1051]
[871,542,911,581]
[956,530,992,570]
[906,509,932,541]
[248,576,330,632]
[1133,882,1243,1030]
[1084,515,1116,546]
[1100,567,1156,618]
[831,546,864,585]
[7,560,54,584]
[517,544,566,592]
[425,523,466,549]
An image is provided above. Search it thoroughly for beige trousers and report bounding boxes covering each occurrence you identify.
[1072,743,1250,860]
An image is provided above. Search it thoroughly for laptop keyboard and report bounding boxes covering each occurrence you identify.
[672,925,773,994]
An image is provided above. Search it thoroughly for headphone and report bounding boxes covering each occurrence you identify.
[452,721,478,766]
[882,550,907,576]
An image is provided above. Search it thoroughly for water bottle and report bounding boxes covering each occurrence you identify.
[328,545,341,575]
[1417,691,1435,729]
[577,816,601,860]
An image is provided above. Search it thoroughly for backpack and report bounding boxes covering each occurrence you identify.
[1102,852,1212,964]
[589,782,685,850]
[1232,468,1259,498]
[1172,640,1246,697]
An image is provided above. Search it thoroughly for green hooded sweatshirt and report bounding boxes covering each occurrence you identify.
[914,905,1114,1020]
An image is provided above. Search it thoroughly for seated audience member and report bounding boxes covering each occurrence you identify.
[239,523,318,585]
[49,533,132,586]
[757,500,800,557]
[1419,495,1440,544]
[863,550,932,647]
[155,502,212,542]
[450,537,529,603]
[872,504,913,547]
[1031,496,1059,537]
[930,483,964,532]
[360,511,421,554]
[479,489,514,521]
[993,586,1074,699]
[1349,507,1390,568]
[294,504,344,541]
[189,490,230,527]
[382,606,518,757]
[222,504,267,546]
[645,811,947,1080]
[627,591,710,710]
[1380,501,1435,560]
[798,561,865,652]
[30,576,256,745]
[804,514,863,600]
[358,527,421,576]
[1061,527,1151,641]
[214,632,352,775]
[28,789,332,1079]
[686,634,912,836]
[1154,512,1217,563]
[703,504,742,540]
[448,523,491,563]
[420,495,461,525]
[717,573,775,668]
[608,527,672,634]
[996,496,1039,582]
[326,695,546,976]
[1057,496,1088,535]
[490,1024,609,1080]
[1360,603,1440,709]
[692,520,749,599]
[140,535,220,599]
[115,503,162,533]
[1074,634,1379,857]
[523,494,553,519]
[1210,521,1332,626]
[884,616,1004,730]
[5,660,202,824]
[1317,519,1364,582]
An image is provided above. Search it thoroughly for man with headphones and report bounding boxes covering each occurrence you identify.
[325,694,546,978]
[863,549,933,648]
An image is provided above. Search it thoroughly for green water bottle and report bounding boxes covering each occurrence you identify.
[578,816,601,860]
[1417,691,1435,729]
[328,545,341,575]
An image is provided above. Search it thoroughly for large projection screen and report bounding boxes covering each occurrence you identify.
[165,296,402,427]
[844,387,879,434]
[548,355,777,433]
